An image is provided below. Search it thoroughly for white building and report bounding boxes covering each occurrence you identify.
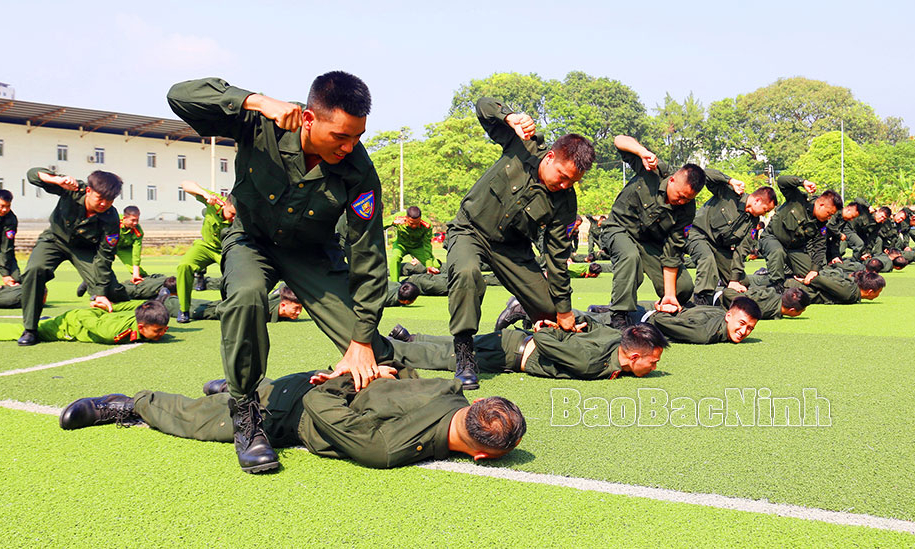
[0,98,236,220]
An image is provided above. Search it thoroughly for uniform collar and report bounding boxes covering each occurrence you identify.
[433,410,459,461]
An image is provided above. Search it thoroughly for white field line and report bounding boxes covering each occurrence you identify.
[2,399,913,535]
[0,343,142,376]
[0,315,22,318]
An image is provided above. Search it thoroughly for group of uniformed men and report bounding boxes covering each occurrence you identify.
[3,71,912,474]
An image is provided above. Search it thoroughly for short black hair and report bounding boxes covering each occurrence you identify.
[122,205,140,217]
[465,396,526,453]
[892,256,909,269]
[86,171,123,201]
[818,190,842,211]
[781,287,810,311]
[865,258,883,273]
[135,300,169,326]
[729,296,762,321]
[551,134,595,174]
[751,186,777,205]
[278,285,301,304]
[877,206,892,218]
[588,263,602,275]
[677,163,707,194]
[620,323,669,354]
[307,71,371,118]
[406,206,421,219]
[163,276,177,294]
[0,189,13,203]
[845,202,864,215]
[853,270,886,291]
[398,281,420,303]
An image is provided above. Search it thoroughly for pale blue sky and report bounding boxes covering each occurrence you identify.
[4,0,912,138]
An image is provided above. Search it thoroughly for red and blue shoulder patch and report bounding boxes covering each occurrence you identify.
[4,229,14,240]
[566,221,577,238]
[351,191,375,220]
[820,226,828,236]
[684,224,693,236]
[106,233,120,246]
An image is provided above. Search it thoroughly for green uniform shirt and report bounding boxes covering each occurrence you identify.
[167,78,387,344]
[384,214,435,264]
[39,308,143,344]
[384,280,402,308]
[27,167,120,295]
[117,217,144,267]
[452,97,577,312]
[691,173,757,280]
[634,302,730,344]
[296,376,466,469]
[525,324,623,380]
[0,209,19,279]
[195,191,233,249]
[767,175,828,269]
[848,198,876,254]
[786,268,859,305]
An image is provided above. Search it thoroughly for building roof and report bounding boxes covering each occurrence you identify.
[0,99,235,146]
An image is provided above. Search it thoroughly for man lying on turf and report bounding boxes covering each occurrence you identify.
[747,267,885,304]
[388,322,668,380]
[59,369,525,471]
[0,300,169,343]
[114,284,303,323]
[714,285,810,320]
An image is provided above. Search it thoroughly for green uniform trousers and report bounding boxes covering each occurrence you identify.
[759,233,812,284]
[133,373,317,447]
[21,234,116,331]
[115,248,148,277]
[218,230,394,399]
[606,231,693,312]
[0,285,22,308]
[176,240,221,312]
[447,225,556,335]
[686,232,739,294]
[391,329,527,372]
[388,243,440,282]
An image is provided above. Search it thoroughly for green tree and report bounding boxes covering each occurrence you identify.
[787,131,875,200]
[648,92,706,167]
[449,72,550,124]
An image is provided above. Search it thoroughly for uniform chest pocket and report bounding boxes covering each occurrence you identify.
[303,182,348,221]
[245,146,288,205]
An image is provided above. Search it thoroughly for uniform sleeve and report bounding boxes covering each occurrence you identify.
[649,311,714,344]
[89,215,120,296]
[27,167,66,197]
[421,225,436,267]
[0,214,18,279]
[541,200,575,313]
[805,227,828,270]
[730,228,753,281]
[776,175,805,204]
[531,328,603,379]
[660,205,694,269]
[88,312,134,344]
[167,78,256,141]
[704,168,733,198]
[475,97,520,151]
[111,300,145,313]
[616,147,648,177]
[131,230,143,267]
[343,165,388,343]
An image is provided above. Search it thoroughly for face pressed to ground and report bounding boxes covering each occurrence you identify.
[725,309,758,343]
[138,323,168,341]
[628,346,663,377]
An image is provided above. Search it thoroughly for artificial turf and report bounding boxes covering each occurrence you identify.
[1,251,913,545]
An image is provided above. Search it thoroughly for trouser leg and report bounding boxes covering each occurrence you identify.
[641,243,694,305]
[133,390,235,442]
[488,241,557,324]
[21,237,66,330]
[388,244,406,282]
[177,240,219,312]
[760,234,788,284]
[446,230,488,336]
[687,234,718,294]
[393,329,526,373]
[607,231,642,313]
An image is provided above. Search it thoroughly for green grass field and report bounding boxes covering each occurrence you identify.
[2,252,914,546]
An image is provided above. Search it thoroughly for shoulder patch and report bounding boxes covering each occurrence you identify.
[820,226,827,236]
[684,224,693,236]
[106,233,120,246]
[4,229,14,240]
[566,221,577,238]
[114,329,132,343]
[351,191,375,220]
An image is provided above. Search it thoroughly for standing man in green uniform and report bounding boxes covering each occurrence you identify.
[446,96,595,390]
[599,135,711,329]
[1,300,168,344]
[686,177,777,305]
[0,189,20,286]
[59,374,526,470]
[758,175,841,292]
[168,72,393,473]
[117,206,147,282]
[18,168,123,346]
[385,206,440,282]
[389,322,668,380]
[174,180,235,323]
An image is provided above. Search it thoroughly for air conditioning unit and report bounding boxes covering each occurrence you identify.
[87,155,96,163]
[48,165,58,172]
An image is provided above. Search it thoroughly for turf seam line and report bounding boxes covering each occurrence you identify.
[0,343,143,377]
[3,400,913,534]
[416,461,915,534]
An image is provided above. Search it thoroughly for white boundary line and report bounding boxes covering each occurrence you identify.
[0,343,142,377]
[0,398,912,536]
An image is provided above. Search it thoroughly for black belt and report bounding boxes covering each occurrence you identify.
[512,335,534,372]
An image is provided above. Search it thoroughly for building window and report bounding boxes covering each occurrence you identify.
[178,188,187,201]
[147,152,157,168]
[177,155,186,170]
[220,188,229,197]
[129,184,134,200]
[36,186,42,198]
[147,185,157,201]
[0,177,3,189]
[220,158,228,173]
[57,144,68,162]
[0,139,4,156]
[94,147,105,164]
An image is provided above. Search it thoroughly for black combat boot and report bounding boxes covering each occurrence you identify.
[609,311,631,330]
[203,379,229,395]
[692,291,714,307]
[59,394,140,430]
[228,395,279,474]
[453,332,479,390]
[388,324,413,342]
[193,272,207,292]
[177,311,191,323]
[587,304,613,314]
[17,329,38,346]
[76,280,88,297]
[494,297,528,330]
